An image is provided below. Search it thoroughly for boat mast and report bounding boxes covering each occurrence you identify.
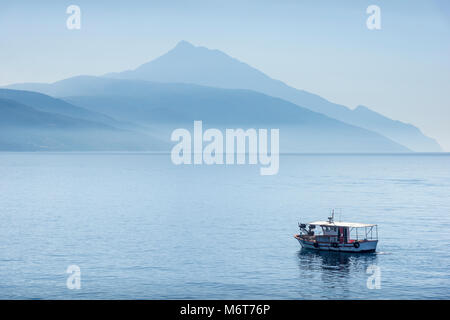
[328,209,335,223]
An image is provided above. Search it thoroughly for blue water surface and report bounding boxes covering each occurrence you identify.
[0,153,449,299]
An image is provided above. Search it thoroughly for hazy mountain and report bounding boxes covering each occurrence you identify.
[102,41,441,152]
[336,105,441,153]
[0,88,117,124]
[0,97,165,151]
[21,76,410,153]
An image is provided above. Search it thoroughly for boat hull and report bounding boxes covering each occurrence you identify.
[295,236,377,253]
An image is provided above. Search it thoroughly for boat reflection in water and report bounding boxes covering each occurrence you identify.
[295,249,380,298]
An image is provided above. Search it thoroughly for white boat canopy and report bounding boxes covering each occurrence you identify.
[308,221,377,228]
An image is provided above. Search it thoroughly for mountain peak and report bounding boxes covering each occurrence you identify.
[169,41,228,59]
[174,40,195,49]
[176,40,194,47]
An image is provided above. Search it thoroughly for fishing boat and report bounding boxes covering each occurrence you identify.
[294,210,378,253]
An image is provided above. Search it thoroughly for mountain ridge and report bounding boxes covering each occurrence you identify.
[24,76,410,153]
[104,40,441,152]
[2,41,437,152]
[0,95,166,151]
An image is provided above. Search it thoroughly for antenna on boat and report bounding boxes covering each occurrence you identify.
[328,209,335,223]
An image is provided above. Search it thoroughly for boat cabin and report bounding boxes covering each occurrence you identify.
[307,221,378,244]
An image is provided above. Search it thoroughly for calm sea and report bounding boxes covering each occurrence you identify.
[0,153,449,299]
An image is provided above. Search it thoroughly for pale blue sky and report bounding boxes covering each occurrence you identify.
[1,0,449,149]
